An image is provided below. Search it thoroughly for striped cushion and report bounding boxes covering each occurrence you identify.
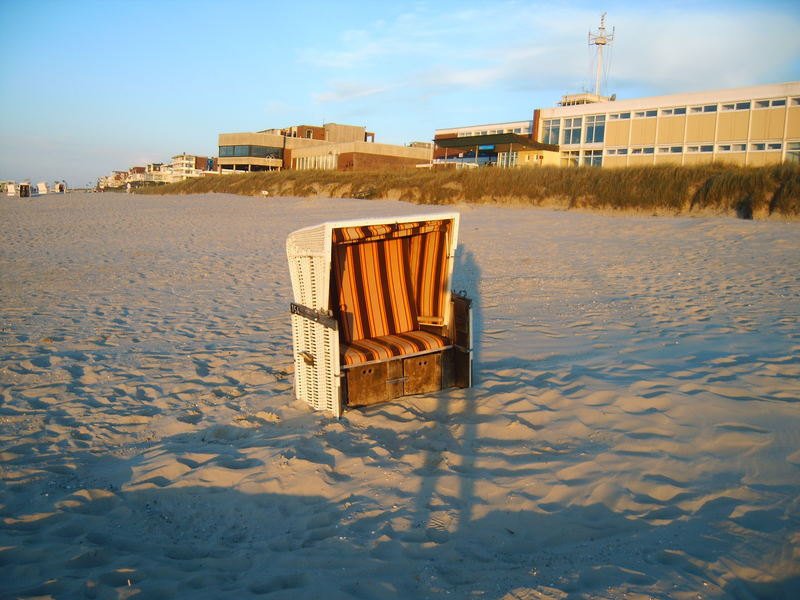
[333,238,417,343]
[333,239,418,343]
[342,330,449,366]
[407,230,449,320]
[333,220,448,244]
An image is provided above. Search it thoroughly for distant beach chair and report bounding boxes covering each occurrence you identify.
[19,183,31,198]
[287,213,472,417]
[6,183,15,197]
[36,182,48,195]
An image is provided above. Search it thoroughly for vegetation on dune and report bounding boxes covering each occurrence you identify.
[135,164,800,219]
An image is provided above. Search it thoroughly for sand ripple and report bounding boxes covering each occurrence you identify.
[1,193,799,599]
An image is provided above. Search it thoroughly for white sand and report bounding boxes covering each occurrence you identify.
[1,192,799,600]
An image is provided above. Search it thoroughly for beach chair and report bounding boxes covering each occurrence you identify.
[287,213,472,417]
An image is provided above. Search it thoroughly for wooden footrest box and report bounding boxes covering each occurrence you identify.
[346,351,445,407]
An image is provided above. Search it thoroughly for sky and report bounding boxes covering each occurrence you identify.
[1,0,798,187]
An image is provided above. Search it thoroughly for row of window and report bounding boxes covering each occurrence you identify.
[219,145,283,159]
[542,96,799,145]
[493,142,800,169]
[543,117,605,145]
[456,127,529,137]
[607,97,797,120]
[605,142,795,155]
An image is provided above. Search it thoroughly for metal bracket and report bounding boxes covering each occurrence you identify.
[290,302,337,330]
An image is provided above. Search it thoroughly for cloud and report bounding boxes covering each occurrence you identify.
[313,81,399,104]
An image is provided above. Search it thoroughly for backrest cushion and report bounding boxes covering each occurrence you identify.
[332,237,418,343]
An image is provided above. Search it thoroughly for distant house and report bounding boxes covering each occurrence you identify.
[217,122,430,173]
[170,153,218,180]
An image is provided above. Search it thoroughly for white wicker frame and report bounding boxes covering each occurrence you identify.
[287,212,461,417]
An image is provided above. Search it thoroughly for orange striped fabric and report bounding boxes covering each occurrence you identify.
[332,237,417,343]
[342,330,448,366]
[333,221,448,245]
[408,229,449,319]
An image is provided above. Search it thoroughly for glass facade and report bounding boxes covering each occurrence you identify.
[542,119,560,145]
[562,118,582,144]
[219,145,283,159]
[585,115,605,143]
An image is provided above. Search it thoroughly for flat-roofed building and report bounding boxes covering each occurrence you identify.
[435,82,800,168]
[218,122,427,172]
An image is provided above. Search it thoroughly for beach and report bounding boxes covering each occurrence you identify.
[1,192,798,599]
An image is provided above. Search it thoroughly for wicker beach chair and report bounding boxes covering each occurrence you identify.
[287,213,472,417]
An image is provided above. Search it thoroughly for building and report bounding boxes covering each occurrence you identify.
[169,153,217,179]
[433,120,559,168]
[218,122,431,172]
[434,82,800,169]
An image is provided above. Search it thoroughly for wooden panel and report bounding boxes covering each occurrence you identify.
[403,354,442,396]
[630,119,657,145]
[717,112,749,141]
[787,106,800,138]
[685,114,716,143]
[605,121,630,146]
[345,360,403,406]
[653,154,683,166]
[751,108,786,139]
[452,294,472,388]
[656,116,686,144]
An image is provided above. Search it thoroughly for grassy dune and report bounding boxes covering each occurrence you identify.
[136,164,800,219]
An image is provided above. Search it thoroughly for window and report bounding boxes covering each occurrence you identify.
[700,145,713,152]
[736,102,751,110]
[218,145,282,159]
[609,112,630,120]
[751,143,766,151]
[561,150,580,166]
[585,115,605,143]
[542,119,560,145]
[733,143,746,152]
[767,143,782,151]
[792,98,800,107]
[718,144,731,152]
[606,148,627,155]
[703,105,717,113]
[634,110,657,118]
[788,142,800,163]
[562,117,582,144]
[754,99,784,108]
[662,107,687,116]
[498,151,518,168]
[582,149,602,166]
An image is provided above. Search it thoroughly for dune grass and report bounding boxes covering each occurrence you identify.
[135,163,800,219]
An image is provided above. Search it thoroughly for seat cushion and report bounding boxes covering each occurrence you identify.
[342,330,449,366]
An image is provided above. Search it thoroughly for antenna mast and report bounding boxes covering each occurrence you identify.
[588,13,614,97]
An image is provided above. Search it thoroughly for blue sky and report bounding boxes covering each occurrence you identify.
[1,0,798,186]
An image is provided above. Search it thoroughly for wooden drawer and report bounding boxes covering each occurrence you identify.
[345,351,446,406]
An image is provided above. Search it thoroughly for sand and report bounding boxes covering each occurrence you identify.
[1,192,798,600]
